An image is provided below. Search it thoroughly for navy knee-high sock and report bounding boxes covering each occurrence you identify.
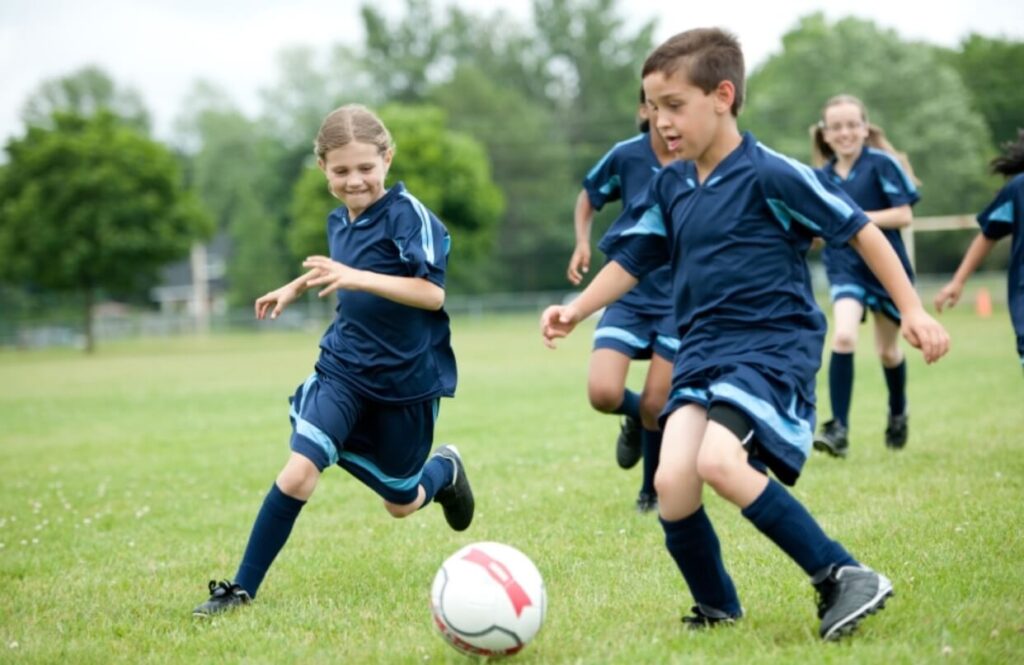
[741,479,858,577]
[418,454,455,509]
[613,389,640,421]
[234,483,306,598]
[640,428,661,495]
[660,507,742,616]
[883,360,907,415]
[828,351,855,428]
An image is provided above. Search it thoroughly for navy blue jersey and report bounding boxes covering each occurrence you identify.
[606,132,869,397]
[819,148,919,289]
[315,182,457,405]
[977,173,1024,344]
[583,133,672,316]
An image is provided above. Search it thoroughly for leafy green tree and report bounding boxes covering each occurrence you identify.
[0,112,211,351]
[21,65,150,133]
[175,83,291,306]
[744,14,996,220]
[289,105,503,292]
[359,0,443,103]
[940,34,1024,146]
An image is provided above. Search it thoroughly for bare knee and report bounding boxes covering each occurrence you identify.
[383,500,417,519]
[588,382,623,413]
[276,455,320,500]
[638,392,664,431]
[831,329,858,354]
[696,448,742,495]
[876,342,903,367]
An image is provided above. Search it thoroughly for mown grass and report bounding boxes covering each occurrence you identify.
[0,304,1021,664]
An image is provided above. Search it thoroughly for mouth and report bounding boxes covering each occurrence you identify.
[663,135,682,152]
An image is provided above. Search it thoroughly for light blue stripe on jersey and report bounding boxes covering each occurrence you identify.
[400,191,435,264]
[657,335,681,352]
[757,142,855,219]
[594,327,648,349]
[866,147,918,194]
[766,199,823,233]
[711,382,813,456]
[987,200,1014,224]
[672,386,710,405]
[599,174,621,196]
[622,205,667,237]
[338,451,422,492]
[586,134,646,180]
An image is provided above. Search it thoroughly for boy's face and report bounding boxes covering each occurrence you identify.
[319,141,393,216]
[643,69,730,163]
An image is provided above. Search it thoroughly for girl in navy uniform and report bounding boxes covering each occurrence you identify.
[542,29,948,640]
[936,130,1024,371]
[810,95,922,457]
[194,104,474,616]
[568,90,678,512]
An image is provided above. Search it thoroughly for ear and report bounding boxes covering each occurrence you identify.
[714,80,736,114]
[317,157,326,173]
[382,148,394,170]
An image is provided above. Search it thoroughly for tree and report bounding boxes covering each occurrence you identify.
[0,112,211,351]
[289,105,503,292]
[940,34,1024,147]
[21,65,150,134]
[744,14,996,221]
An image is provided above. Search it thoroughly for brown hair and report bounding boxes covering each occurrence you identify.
[314,104,393,161]
[641,28,745,116]
[991,129,1024,177]
[810,94,920,185]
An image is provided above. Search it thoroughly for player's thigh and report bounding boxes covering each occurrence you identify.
[872,308,903,363]
[657,403,707,478]
[831,297,865,346]
[639,354,673,427]
[587,349,631,400]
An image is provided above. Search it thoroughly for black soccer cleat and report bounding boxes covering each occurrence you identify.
[885,411,908,449]
[813,419,849,458]
[635,491,658,514]
[814,565,893,641]
[616,416,642,469]
[433,445,475,532]
[193,580,251,617]
[681,604,742,630]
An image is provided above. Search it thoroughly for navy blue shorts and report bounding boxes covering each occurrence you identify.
[592,302,679,361]
[662,364,816,486]
[828,282,901,324]
[288,372,438,504]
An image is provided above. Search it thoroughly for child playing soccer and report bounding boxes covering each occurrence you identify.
[568,89,677,512]
[541,29,949,640]
[193,104,474,616]
[810,95,922,456]
[935,129,1024,371]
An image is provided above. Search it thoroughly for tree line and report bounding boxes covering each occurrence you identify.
[1,0,1021,350]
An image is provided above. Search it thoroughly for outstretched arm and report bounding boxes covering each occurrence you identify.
[302,255,444,311]
[255,269,318,320]
[849,224,949,363]
[865,204,913,230]
[934,233,997,312]
[541,261,638,349]
[567,190,596,285]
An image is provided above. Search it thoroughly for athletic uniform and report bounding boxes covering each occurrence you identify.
[976,172,1024,364]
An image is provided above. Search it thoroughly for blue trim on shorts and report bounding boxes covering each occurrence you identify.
[830,284,866,302]
[593,326,648,349]
[338,451,422,493]
[710,382,813,458]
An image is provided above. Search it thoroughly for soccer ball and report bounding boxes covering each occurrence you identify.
[430,541,546,657]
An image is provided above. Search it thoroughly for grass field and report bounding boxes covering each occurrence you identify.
[1,304,1022,664]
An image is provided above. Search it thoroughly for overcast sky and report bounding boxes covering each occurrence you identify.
[1,0,1022,145]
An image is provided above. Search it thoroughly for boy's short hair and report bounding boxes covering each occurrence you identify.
[641,28,745,116]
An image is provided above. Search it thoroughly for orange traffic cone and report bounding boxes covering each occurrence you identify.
[975,287,992,318]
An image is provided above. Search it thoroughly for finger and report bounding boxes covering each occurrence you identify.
[271,304,282,320]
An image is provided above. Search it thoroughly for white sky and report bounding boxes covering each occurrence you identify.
[1,0,1022,145]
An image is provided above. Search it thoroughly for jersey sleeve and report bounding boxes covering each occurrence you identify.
[872,151,920,208]
[599,178,671,279]
[391,200,449,288]
[758,146,869,246]
[976,180,1018,241]
[582,146,624,211]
